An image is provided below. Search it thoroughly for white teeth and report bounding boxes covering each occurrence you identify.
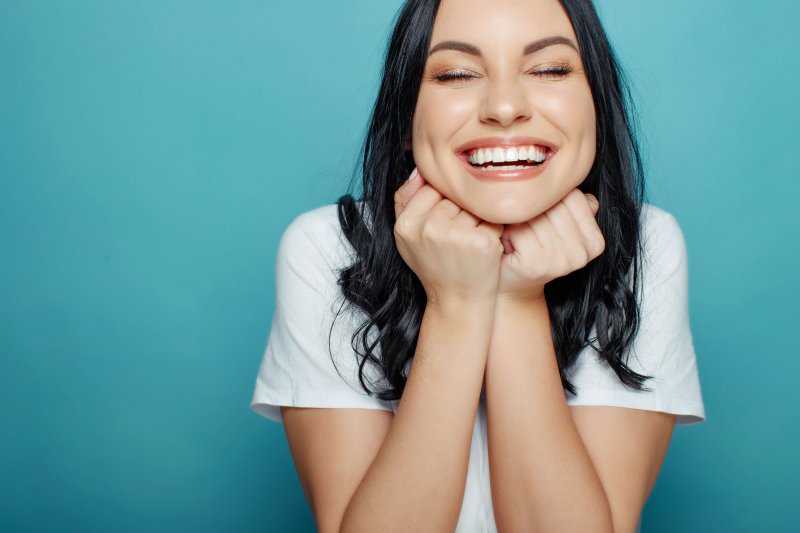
[480,164,537,171]
[467,144,549,165]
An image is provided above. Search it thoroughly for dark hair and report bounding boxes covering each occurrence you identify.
[331,0,652,400]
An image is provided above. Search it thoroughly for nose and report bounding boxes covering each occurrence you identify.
[479,76,532,127]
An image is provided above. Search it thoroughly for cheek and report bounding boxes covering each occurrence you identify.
[410,93,435,161]
[537,87,597,174]
[537,87,594,137]
[413,89,474,146]
[574,97,597,175]
[411,89,474,179]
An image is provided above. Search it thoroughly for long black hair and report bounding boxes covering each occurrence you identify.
[331,0,652,400]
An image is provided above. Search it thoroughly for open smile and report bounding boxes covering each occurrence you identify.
[454,137,558,181]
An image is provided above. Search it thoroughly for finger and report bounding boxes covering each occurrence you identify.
[544,197,584,246]
[395,183,442,219]
[454,205,482,227]
[563,190,605,256]
[584,193,600,215]
[477,219,505,239]
[430,197,462,220]
[562,190,603,239]
[527,211,559,251]
[394,168,425,217]
[505,220,544,256]
[452,207,504,246]
[394,171,443,219]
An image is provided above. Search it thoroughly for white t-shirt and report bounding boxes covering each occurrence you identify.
[251,201,706,533]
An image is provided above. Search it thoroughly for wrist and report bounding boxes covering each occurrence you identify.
[496,286,546,306]
[426,294,497,316]
[494,291,549,317]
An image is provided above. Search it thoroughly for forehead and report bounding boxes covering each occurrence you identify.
[430,0,576,47]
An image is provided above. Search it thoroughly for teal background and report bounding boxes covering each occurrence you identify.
[1,0,798,531]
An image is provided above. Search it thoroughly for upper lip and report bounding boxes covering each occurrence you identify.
[454,136,558,154]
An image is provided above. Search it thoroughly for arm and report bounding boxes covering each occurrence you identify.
[340,297,496,532]
[485,297,610,532]
[282,297,495,533]
[486,191,676,532]
[284,169,505,533]
[485,296,675,533]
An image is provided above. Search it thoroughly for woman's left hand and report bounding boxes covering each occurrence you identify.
[497,189,605,303]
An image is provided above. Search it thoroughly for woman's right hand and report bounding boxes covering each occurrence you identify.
[393,167,505,306]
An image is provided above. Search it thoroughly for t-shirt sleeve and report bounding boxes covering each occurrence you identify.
[250,207,394,424]
[565,207,706,426]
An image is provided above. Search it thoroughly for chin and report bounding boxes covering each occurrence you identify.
[465,192,547,224]
[464,200,546,225]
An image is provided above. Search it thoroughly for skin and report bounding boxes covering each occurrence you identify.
[403,0,602,301]
[281,1,676,531]
[393,0,677,530]
[409,0,597,228]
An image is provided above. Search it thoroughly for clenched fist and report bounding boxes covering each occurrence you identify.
[393,168,505,306]
[497,188,604,302]
[394,167,604,305]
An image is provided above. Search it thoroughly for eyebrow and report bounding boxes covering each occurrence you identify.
[427,36,579,58]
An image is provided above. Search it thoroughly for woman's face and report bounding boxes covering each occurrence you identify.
[410,0,596,224]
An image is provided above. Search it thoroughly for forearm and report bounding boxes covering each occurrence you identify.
[341,298,496,533]
[485,297,613,533]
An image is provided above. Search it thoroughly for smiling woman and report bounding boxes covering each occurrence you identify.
[411,3,597,225]
[251,1,706,532]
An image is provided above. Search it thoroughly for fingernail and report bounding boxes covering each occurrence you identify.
[406,168,419,182]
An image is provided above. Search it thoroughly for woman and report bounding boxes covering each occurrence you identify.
[251,0,706,531]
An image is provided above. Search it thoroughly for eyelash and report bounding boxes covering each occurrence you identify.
[433,65,574,82]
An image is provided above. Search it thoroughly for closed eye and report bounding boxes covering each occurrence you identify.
[533,64,574,77]
[432,64,574,83]
[432,68,478,82]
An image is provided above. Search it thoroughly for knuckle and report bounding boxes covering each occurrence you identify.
[571,248,589,266]
[530,261,547,278]
[394,217,412,238]
[420,219,439,242]
[473,233,495,253]
[594,235,606,256]
[553,255,569,275]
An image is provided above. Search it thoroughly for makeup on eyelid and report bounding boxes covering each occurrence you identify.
[410,0,597,225]
[431,64,574,82]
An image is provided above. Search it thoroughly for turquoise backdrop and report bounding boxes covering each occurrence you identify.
[1,1,798,531]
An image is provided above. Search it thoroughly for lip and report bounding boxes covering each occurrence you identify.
[454,136,557,182]
[456,151,554,181]
[454,136,558,154]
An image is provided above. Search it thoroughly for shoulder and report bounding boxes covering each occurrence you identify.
[277,203,356,275]
[638,203,689,287]
[566,203,705,425]
[282,203,342,250]
[639,203,685,250]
